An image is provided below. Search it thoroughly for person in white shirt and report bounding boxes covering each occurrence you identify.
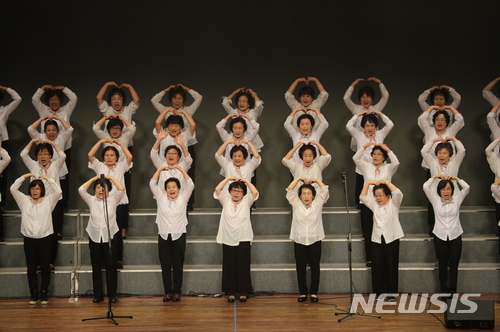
[151,131,192,195]
[346,110,394,208]
[418,85,461,127]
[286,177,329,303]
[282,141,331,182]
[11,173,61,305]
[353,143,399,267]
[343,77,389,115]
[284,107,328,165]
[154,108,196,162]
[79,175,125,304]
[21,139,66,269]
[152,84,202,210]
[150,165,194,302]
[360,180,403,301]
[285,77,328,132]
[92,114,136,163]
[485,138,500,236]
[215,139,261,190]
[0,85,21,211]
[88,139,132,268]
[424,174,469,296]
[490,178,500,254]
[0,147,10,241]
[483,77,500,110]
[216,114,259,166]
[214,176,258,303]
[28,114,73,217]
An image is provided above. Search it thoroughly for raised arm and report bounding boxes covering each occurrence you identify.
[308,77,325,92]
[176,109,196,136]
[310,141,328,156]
[96,82,118,105]
[239,177,258,200]
[155,108,174,133]
[215,176,238,196]
[241,139,259,159]
[106,175,125,192]
[88,139,108,163]
[51,114,71,129]
[287,176,306,190]
[120,83,140,105]
[485,138,500,158]
[30,115,50,130]
[81,175,100,190]
[284,142,304,160]
[287,78,307,94]
[484,78,500,91]
[24,138,42,151]
[113,139,133,165]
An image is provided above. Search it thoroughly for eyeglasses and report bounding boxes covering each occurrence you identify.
[166,152,179,156]
[231,189,244,193]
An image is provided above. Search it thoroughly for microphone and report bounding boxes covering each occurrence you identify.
[340,166,347,180]
[99,174,106,186]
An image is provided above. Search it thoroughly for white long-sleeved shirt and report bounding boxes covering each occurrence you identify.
[11,176,61,239]
[92,123,136,163]
[285,90,329,132]
[418,88,461,126]
[360,189,404,244]
[286,185,329,246]
[79,186,125,243]
[0,88,21,141]
[284,114,328,164]
[21,149,65,200]
[424,178,469,241]
[88,159,132,205]
[151,89,202,146]
[222,97,264,150]
[150,178,194,241]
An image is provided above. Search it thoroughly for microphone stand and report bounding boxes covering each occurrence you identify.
[83,175,133,325]
[335,168,380,322]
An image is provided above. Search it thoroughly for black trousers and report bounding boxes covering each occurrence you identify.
[158,233,186,294]
[89,236,118,299]
[51,200,64,264]
[371,237,399,296]
[24,234,53,291]
[187,145,195,207]
[294,241,321,295]
[434,235,462,294]
[116,204,128,262]
[425,169,436,233]
[61,147,71,211]
[222,242,252,294]
[355,172,363,207]
[360,205,373,262]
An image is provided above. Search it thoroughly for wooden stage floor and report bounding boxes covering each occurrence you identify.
[1,293,499,331]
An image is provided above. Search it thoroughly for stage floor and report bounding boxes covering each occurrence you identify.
[1,293,499,331]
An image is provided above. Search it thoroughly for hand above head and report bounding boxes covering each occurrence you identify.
[367,77,382,84]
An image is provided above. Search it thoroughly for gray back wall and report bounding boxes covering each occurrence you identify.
[1,1,497,209]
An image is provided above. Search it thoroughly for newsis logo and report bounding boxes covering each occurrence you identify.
[351,293,480,314]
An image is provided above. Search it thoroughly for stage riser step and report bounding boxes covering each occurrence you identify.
[2,215,79,239]
[0,242,78,267]
[1,269,499,298]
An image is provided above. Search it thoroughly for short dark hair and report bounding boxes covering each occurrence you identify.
[229,117,247,133]
[165,114,185,129]
[358,86,375,101]
[233,90,255,109]
[361,113,379,128]
[102,146,119,161]
[298,144,316,160]
[432,110,450,127]
[298,183,316,198]
[372,183,392,197]
[434,142,454,157]
[44,119,60,133]
[230,145,248,160]
[164,177,181,191]
[298,86,315,99]
[164,145,181,159]
[93,178,112,191]
[228,180,247,196]
[371,145,388,162]
[107,87,126,104]
[437,179,454,197]
[28,179,46,197]
[43,89,66,105]
[35,143,54,159]
[106,118,124,133]
[429,88,450,104]
[168,86,187,104]
[297,114,315,128]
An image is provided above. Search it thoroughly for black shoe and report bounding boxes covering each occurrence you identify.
[40,290,49,305]
[239,294,247,302]
[310,295,319,303]
[227,295,235,303]
[386,296,396,302]
[93,297,104,303]
[110,296,118,303]
[172,294,181,302]
[163,294,172,302]
[29,290,39,305]
[298,295,307,302]
[117,261,123,269]
[366,261,372,267]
